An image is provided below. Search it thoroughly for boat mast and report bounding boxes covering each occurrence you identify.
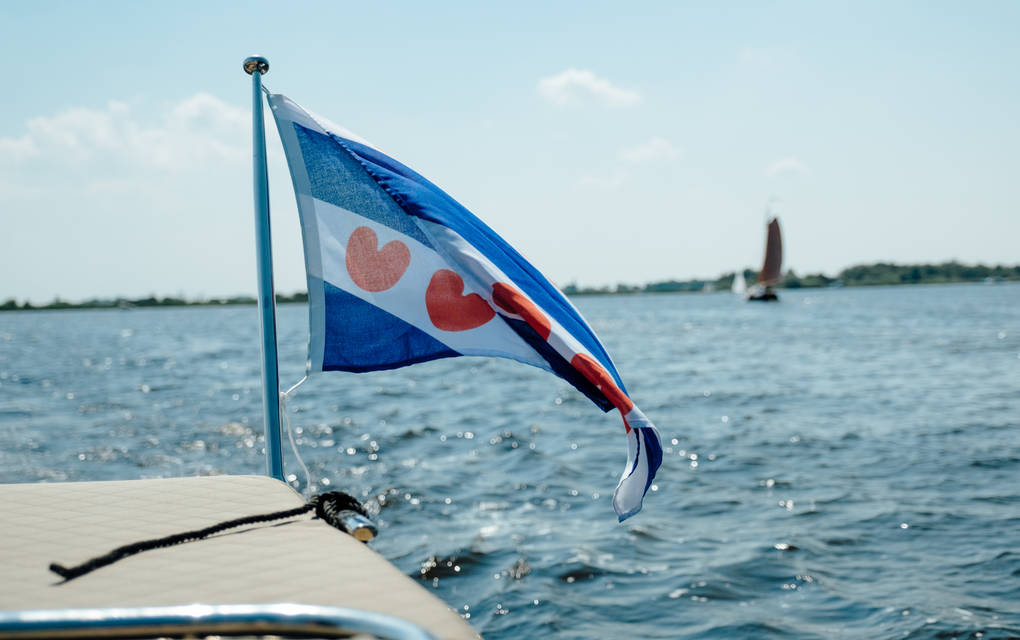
[243,56,284,481]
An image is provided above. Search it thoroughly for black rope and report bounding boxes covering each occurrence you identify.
[314,490,370,526]
[50,491,369,583]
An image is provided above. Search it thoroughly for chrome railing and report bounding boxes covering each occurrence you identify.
[0,603,438,639]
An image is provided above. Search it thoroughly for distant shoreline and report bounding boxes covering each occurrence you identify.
[3,261,1018,311]
[0,292,309,313]
[565,260,1020,296]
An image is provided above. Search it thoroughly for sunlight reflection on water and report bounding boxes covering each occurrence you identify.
[1,282,1018,638]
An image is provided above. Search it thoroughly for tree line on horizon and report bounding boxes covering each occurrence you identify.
[564,260,1020,295]
[2,261,1018,311]
[0,291,310,312]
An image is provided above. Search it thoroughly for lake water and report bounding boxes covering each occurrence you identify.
[1,283,1018,639]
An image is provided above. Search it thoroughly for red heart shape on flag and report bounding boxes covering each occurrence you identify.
[426,269,495,332]
[346,226,411,292]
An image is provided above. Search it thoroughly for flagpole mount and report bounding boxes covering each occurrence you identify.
[243,56,269,75]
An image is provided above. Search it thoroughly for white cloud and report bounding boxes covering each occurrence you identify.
[537,68,642,108]
[0,134,38,161]
[765,156,808,177]
[0,93,250,172]
[574,138,678,191]
[619,137,679,164]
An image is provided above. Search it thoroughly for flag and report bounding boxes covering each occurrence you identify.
[268,93,662,521]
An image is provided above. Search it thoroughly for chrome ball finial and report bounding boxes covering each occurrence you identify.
[243,56,269,75]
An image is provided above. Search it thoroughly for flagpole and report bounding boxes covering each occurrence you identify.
[243,56,284,481]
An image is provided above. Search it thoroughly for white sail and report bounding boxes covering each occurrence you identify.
[731,271,747,295]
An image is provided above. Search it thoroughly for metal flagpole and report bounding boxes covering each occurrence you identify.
[243,56,284,481]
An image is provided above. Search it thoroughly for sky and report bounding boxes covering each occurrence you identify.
[1,1,1018,303]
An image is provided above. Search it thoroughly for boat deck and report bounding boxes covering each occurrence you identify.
[0,475,477,639]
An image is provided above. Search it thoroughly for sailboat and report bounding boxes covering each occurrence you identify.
[746,217,782,302]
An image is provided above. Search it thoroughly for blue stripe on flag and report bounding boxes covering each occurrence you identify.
[641,427,663,495]
[330,135,627,394]
[293,124,434,249]
[322,281,459,372]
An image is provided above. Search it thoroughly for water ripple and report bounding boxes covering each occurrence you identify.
[2,285,1019,638]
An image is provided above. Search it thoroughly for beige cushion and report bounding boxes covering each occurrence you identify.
[0,475,477,639]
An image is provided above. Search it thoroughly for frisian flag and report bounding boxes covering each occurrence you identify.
[267,93,662,521]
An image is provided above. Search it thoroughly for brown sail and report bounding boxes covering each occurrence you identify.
[758,217,783,285]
